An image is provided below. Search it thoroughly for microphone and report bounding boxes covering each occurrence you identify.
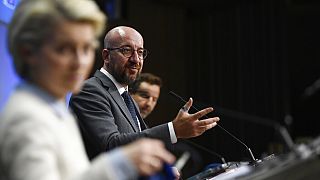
[174,151,191,171]
[169,91,258,163]
[302,77,320,99]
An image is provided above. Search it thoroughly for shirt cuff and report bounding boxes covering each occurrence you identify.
[108,149,138,180]
[168,122,177,144]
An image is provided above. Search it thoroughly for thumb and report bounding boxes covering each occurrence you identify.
[180,98,193,113]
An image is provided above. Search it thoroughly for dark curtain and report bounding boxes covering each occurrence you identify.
[185,0,290,161]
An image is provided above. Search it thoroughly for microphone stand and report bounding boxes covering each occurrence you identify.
[182,139,227,164]
[215,107,295,152]
[169,91,259,164]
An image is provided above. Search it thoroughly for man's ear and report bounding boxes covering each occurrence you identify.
[102,48,110,65]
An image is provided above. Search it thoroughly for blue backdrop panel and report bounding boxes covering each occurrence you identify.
[0,0,20,111]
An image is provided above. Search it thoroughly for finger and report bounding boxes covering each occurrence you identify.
[140,157,163,176]
[147,139,175,164]
[149,157,163,170]
[194,126,207,136]
[154,147,176,164]
[171,167,181,179]
[180,98,193,113]
[191,107,214,120]
[201,122,217,130]
[180,106,188,112]
[195,117,220,127]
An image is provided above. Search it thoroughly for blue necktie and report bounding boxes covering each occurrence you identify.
[121,91,140,130]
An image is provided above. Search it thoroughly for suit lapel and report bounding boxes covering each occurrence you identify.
[94,71,139,132]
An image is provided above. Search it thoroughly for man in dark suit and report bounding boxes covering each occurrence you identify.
[70,26,220,160]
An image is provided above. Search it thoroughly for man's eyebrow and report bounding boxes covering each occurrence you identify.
[137,89,148,93]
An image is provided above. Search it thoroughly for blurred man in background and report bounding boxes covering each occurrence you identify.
[129,73,162,119]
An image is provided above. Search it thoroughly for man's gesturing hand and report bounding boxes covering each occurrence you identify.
[172,98,220,138]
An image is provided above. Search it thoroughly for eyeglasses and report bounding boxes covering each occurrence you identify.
[107,45,148,60]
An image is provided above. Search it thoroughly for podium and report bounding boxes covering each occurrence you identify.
[187,136,320,180]
[236,152,320,180]
[187,161,252,180]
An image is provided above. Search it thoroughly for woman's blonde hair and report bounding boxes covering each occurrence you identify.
[8,0,107,78]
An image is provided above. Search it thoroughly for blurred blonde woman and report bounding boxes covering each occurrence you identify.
[0,0,174,180]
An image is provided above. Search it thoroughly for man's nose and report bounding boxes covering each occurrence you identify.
[146,97,154,106]
[129,50,141,63]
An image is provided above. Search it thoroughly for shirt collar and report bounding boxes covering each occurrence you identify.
[100,68,127,95]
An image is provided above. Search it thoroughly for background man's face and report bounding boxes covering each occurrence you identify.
[131,82,160,119]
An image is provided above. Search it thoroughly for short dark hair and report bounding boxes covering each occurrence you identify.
[129,73,162,94]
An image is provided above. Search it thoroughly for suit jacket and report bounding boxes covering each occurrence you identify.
[70,70,171,159]
[0,84,131,180]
